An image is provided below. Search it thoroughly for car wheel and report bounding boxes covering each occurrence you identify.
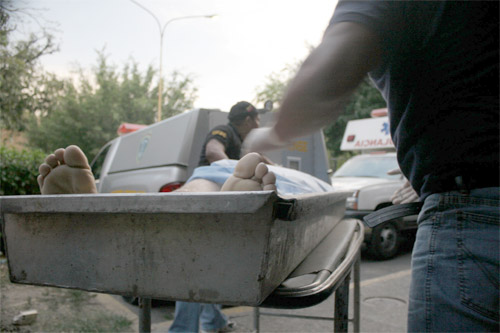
[369,221,400,260]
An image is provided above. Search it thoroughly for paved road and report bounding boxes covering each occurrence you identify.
[98,239,414,332]
[228,251,413,332]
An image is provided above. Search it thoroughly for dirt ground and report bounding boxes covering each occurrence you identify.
[0,257,133,332]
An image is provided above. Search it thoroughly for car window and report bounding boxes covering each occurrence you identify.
[91,144,111,180]
[333,155,401,180]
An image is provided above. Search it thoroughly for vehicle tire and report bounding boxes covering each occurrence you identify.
[369,221,400,260]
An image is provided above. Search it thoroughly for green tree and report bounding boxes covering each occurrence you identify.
[0,145,46,195]
[28,53,197,159]
[162,71,198,120]
[254,62,300,106]
[323,77,386,157]
[0,2,58,130]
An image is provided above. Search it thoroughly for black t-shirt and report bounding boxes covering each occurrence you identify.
[330,0,499,198]
[198,123,243,166]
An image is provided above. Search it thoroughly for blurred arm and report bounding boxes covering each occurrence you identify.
[275,22,381,140]
[244,22,381,153]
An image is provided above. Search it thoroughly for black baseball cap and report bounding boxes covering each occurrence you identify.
[228,101,258,122]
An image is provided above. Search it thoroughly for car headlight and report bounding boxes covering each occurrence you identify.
[346,190,359,210]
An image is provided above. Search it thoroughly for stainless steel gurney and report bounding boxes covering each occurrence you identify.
[254,217,363,332]
[0,191,362,332]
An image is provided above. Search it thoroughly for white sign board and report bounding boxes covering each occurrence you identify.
[340,116,394,151]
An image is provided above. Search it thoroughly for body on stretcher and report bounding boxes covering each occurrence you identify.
[0,190,351,306]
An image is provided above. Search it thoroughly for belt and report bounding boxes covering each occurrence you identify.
[363,202,423,228]
[363,174,499,228]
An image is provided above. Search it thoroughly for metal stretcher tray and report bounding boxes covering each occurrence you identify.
[0,191,348,306]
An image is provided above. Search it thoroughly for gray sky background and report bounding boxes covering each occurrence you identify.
[15,0,338,111]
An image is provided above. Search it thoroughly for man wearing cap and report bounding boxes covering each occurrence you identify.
[169,101,261,333]
[198,101,261,166]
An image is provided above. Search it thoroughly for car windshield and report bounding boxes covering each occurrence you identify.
[333,155,401,180]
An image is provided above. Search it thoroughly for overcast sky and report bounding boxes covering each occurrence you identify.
[15,0,338,111]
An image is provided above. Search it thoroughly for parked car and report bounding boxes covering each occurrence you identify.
[330,152,417,259]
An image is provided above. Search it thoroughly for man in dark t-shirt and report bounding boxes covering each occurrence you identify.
[329,1,499,199]
[170,101,261,333]
[244,1,499,331]
[198,101,260,166]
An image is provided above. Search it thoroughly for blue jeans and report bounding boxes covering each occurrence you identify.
[408,188,499,332]
[168,302,228,333]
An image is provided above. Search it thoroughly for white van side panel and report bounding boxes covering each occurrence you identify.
[92,108,331,193]
[185,110,228,177]
[99,166,188,193]
[108,110,201,174]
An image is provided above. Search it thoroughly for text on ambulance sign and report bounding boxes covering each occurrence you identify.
[340,116,395,151]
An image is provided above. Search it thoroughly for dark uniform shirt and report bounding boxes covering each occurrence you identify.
[198,123,243,166]
[330,0,499,198]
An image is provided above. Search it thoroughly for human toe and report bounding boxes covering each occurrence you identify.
[234,153,264,178]
[64,145,90,169]
[39,163,51,177]
[262,171,276,192]
[54,148,66,164]
[263,184,277,191]
[262,171,276,186]
[254,163,268,180]
[45,154,60,169]
[37,174,44,190]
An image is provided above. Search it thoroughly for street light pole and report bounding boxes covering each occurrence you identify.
[130,0,216,122]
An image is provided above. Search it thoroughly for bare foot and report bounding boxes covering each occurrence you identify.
[37,145,97,194]
[221,152,277,192]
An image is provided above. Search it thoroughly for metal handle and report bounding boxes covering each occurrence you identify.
[274,220,364,297]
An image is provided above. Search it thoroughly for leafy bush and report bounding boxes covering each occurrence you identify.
[0,146,46,195]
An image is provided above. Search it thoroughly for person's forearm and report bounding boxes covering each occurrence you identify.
[274,22,381,142]
[206,151,228,164]
[205,139,229,163]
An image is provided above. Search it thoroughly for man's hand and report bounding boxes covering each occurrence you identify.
[242,127,293,154]
[388,168,419,204]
